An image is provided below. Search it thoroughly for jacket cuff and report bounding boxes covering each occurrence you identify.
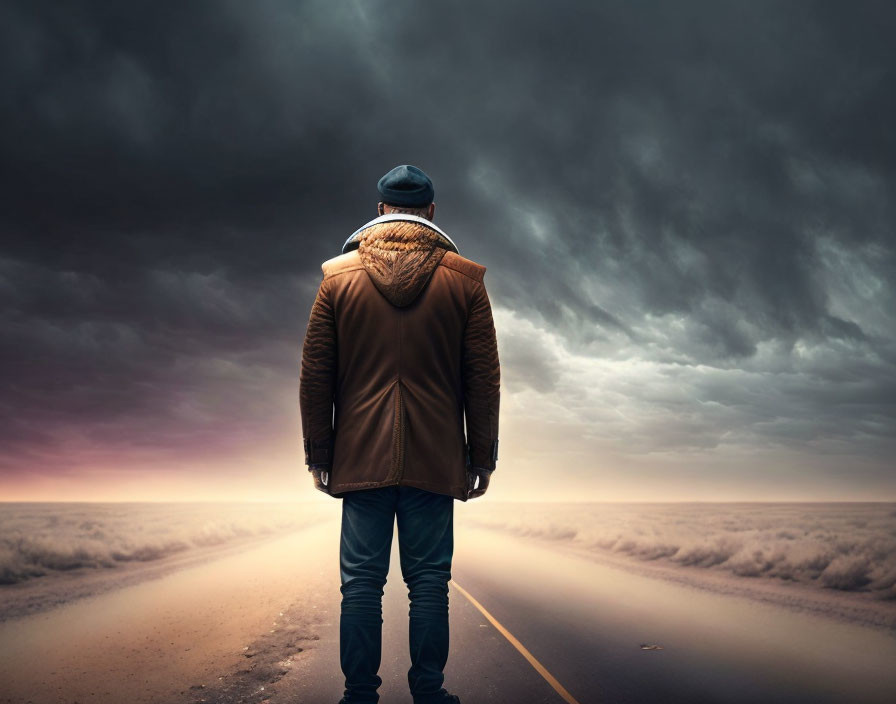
[471,466,494,474]
[304,436,334,465]
[465,439,498,472]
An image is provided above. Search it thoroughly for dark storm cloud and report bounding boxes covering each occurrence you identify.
[1,0,894,474]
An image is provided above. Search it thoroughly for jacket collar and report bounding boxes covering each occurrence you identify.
[342,213,459,254]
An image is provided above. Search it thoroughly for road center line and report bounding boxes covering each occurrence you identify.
[449,579,584,704]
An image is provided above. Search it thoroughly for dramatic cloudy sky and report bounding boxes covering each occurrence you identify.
[1,1,894,502]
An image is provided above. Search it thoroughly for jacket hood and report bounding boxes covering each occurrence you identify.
[342,214,460,308]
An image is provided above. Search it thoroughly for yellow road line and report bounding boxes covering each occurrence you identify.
[449,579,583,704]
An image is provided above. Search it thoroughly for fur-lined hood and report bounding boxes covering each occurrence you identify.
[340,214,460,307]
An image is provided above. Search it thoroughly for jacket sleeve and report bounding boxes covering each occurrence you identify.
[461,279,501,471]
[299,275,337,467]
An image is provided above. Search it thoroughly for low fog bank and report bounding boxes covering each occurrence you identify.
[0,501,334,585]
[464,502,896,600]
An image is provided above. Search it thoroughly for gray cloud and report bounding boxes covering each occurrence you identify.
[0,1,894,486]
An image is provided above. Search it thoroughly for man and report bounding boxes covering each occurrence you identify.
[299,164,501,704]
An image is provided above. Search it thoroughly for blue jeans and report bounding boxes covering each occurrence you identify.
[339,485,454,704]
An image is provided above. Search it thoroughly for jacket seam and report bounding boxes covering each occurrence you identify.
[438,262,484,283]
[322,266,365,280]
[333,479,396,488]
[330,479,466,492]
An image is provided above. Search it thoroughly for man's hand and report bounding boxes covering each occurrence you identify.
[309,465,331,495]
[465,466,493,500]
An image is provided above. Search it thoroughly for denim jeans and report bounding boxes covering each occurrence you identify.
[339,484,454,704]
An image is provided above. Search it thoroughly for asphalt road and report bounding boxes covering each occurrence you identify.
[292,520,896,704]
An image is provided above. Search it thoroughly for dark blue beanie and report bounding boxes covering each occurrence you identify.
[377,164,434,207]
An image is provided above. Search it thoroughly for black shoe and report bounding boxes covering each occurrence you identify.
[413,687,460,704]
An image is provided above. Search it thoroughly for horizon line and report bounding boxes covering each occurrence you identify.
[1,498,894,505]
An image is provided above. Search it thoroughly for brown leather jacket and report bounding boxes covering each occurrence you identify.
[299,213,500,501]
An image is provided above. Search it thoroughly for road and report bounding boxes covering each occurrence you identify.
[291,520,896,704]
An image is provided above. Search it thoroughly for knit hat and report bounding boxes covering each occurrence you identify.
[377,164,435,207]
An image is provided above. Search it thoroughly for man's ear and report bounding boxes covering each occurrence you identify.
[428,202,436,220]
[377,202,385,216]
